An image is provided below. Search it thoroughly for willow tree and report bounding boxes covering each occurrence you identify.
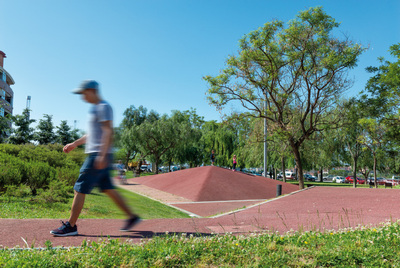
[204,7,364,189]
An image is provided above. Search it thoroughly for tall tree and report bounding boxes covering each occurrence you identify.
[163,109,204,169]
[339,99,365,188]
[358,118,387,188]
[35,114,56,144]
[358,43,400,184]
[361,43,400,117]
[56,120,74,145]
[135,114,179,174]
[9,108,36,144]
[0,114,12,143]
[204,7,364,189]
[116,105,150,167]
[201,120,236,167]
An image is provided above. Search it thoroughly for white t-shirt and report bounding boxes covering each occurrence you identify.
[85,100,113,154]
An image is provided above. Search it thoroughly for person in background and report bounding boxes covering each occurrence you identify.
[117,160,127,185]
[232,155,237,171]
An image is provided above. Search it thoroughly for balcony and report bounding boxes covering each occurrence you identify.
[0,66,15,86]
[0,79,13,98]
[0,97,12,114]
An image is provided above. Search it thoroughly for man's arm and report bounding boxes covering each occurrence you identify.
[63,135,87,153]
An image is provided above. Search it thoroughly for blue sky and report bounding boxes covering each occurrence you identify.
[2,0,399,131]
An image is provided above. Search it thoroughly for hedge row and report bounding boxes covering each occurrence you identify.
[0,144,83,195]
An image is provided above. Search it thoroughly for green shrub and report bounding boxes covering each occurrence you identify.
[0,152,24,192]
[0,144,23,157]
[3,184,31,197]
[56,165,80,186]
[43,143,64,152]
[66,148,86,166]
[17,145,67,168]
[0,144,84,197]
[24,161,56,195]
[31,180,72,203]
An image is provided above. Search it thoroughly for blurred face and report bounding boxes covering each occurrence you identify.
[80,89,97,103]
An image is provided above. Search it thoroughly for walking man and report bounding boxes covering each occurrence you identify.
[50,80,141,236]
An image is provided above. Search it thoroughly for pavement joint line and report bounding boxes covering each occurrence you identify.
[114,184,202,218]
[211,186,316,218]
[169,199,266,205]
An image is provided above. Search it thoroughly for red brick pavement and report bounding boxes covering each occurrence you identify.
[2,187,400,249]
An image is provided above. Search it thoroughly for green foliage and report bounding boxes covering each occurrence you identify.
[56,120,75,145]
[0,152,24,191]
[2,222,400,266]
[34,114,56,144]
[31,180,72,203]
[204,6,365,189]
[3,184,31,198]
[8,108,36,144]
[0,114,12,143]
[23,161,56,195]
[0,144,83,198]
[56,165,80,186]
[201,120,235,167]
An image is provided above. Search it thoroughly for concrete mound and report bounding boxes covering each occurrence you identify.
[130,166,299,201]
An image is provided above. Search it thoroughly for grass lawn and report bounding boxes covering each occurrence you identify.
[286,180,400,189]
[0,187,189,219]
[2,221,400,266]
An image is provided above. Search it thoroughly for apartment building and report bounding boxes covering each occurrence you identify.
[0,50,15,117]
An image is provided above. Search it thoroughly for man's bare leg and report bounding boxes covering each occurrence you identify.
[103,189,135,218]
[68,191,86,227]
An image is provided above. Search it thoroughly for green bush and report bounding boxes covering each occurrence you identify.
[0,143,23,157]
[3,184,31,197]
[24,161,56,195]
[56,165,80,186]
[0,152,24,192]
[17,145,67,168]
[32,180,72,203]
[65,148,86,166]
[0,144,85,201]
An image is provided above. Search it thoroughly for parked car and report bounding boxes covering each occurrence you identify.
[323,175,334,181]
[345,176,365,184]
[304,174,316,182]
[285,171,295,180]
[140,165,152,172]
[367,177,386,185]
[332,176,345,183]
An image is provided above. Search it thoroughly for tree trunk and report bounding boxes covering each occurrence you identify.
[292,145,304,189]
[168,159,172,173]
[282,156,286,183]
[319,167,323,183]
[373,153,377,189]
[154,155,160,174]
[352,156,358,188]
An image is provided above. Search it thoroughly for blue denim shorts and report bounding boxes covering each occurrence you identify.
[74,153,114,194]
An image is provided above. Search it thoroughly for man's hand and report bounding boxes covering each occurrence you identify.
[63,143,76,153]
[94,155,108,170]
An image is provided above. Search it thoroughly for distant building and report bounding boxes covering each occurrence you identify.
[0,50,15,118]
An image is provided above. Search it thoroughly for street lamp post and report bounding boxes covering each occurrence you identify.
[264,97,268,177]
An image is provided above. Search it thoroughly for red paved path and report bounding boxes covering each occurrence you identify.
[1,167,400,248]
[129,166,298,201]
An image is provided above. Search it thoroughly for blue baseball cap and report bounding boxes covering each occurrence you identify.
[72,80,99,94]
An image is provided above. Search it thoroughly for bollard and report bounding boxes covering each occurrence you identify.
[276,184,282,197]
